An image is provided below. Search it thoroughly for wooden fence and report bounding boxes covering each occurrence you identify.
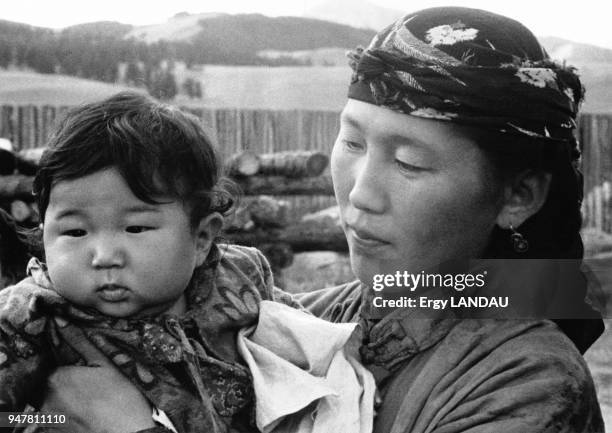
[579,115,612,233]
[1,105,611,233]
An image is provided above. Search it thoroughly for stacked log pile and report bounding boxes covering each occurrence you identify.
[218,150,346,275]
[0,148,347,286]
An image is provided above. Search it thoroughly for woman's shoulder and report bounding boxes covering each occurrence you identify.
[452,319,594,371]
[380,319,604,433]
[442,319,599,400]
[452,320,604,431]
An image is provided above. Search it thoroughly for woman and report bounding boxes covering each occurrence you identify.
[38,6,604,433]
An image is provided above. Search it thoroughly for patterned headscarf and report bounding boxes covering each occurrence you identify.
[347,7,584,155]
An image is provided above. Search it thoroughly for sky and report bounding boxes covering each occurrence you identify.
[2,0,612,49]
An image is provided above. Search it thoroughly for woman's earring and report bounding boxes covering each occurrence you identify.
[509,224,529,253]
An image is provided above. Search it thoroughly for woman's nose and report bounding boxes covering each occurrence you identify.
[90,235,125,269]
[348,156,387,214]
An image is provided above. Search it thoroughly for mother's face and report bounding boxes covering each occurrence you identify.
[331,100,504,286]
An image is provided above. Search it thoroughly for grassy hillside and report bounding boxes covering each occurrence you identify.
[0,71,141,105]
[176,65,351,110]
[0,67,350,110]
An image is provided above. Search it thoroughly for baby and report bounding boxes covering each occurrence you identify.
[0,92,374,433]
[0,92,295,433]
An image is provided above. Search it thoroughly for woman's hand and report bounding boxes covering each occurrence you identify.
[39,326,156,433]
[40,365,157,433]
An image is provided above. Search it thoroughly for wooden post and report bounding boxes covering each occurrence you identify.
[0,106,15,144]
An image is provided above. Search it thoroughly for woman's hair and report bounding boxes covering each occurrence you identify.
[34,91,236,228]
[442,15,585,260]
[477,130,584,260]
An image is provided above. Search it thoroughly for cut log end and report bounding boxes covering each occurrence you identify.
[304,152,329,178]
[259,151,329,178]
[226,151,261,176]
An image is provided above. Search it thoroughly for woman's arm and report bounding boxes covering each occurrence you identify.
[41,365,160,433]
[0,338,49,412]
[38,325,163,433]
[0,283,55,412]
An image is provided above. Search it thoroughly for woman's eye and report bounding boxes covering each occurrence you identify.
[343,139,365,152]
[126,226,153,234]
[395,159,426,173]
[62,229,86,237]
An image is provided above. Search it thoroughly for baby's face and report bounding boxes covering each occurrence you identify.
[42,166,203,318]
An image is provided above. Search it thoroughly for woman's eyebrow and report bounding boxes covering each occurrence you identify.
[340,113,363,132]
[382,133,430,150]
[341,111,430,150]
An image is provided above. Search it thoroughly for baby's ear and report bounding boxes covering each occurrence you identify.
[194,212,223,267]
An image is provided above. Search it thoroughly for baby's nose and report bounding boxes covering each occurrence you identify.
[91,236,125,268]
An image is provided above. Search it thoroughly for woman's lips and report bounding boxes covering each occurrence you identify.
[348,225,391,251]
[96,284,129,302]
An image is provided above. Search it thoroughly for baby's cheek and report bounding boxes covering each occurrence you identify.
[46,254,84,300]
[48,265,72,293]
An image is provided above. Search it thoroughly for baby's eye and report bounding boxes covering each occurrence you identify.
[126,226,154,234]
[62,229,87,237]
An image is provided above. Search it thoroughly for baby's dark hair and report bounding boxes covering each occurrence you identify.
[34,92,235,227]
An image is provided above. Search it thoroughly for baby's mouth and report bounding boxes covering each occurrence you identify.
[96,284,129,302]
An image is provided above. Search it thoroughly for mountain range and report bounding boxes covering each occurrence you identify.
[3,10,611,67]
